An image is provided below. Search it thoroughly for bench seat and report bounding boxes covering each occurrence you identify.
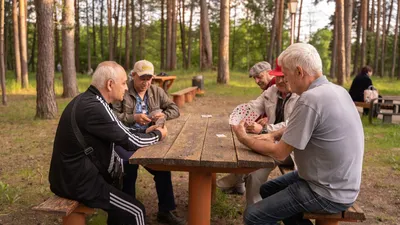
[32,195,94,225]
[171,86,198,107]
[278,165,366,225]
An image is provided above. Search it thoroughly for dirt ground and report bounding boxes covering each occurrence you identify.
[0,94,399,225]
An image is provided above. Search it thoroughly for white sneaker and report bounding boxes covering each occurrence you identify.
[217,174,245,195]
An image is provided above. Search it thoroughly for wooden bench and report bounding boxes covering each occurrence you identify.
[368,98,400,124]
[171,86,198,107]
[32,195,95,225]
[278,165,366,225]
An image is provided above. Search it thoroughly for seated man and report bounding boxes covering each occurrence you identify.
[112,60,185,225]
[233,43,364,225]
[217,61,276,195]
[218,60,299,207]
[49,61,167,225]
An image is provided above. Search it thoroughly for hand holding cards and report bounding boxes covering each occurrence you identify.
[229,103,261,125]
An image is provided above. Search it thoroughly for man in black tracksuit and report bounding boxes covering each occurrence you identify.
[49,61,167,225]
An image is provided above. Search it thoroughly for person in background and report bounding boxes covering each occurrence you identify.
[349,66,374,115]
[112,60,185,225]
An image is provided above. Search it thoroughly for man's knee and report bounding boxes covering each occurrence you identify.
[243,205,259,225]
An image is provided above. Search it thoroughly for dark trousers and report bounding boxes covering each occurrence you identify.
[115,145,176,212]
[82,176,146,225]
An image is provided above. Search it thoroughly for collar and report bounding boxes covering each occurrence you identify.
[307,75,329,90]
[88,85,106,101]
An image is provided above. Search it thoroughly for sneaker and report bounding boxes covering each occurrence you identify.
[217,174,246,195]
[157,211,186,225]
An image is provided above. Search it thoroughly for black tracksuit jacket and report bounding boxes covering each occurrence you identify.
[49,85,161,201]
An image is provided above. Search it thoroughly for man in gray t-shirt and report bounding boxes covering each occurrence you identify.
[232,43,364,225]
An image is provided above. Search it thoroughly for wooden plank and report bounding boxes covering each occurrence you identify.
[278,165,294,175]
[303,212,342,219]
[354,101,370,108]
[232,132,275,168]
[200,116,237,168]
[163,115,208,166]
[171,87,198,96]
[32,195,79,216]
[343,204,366,221]
[130,114,190,165]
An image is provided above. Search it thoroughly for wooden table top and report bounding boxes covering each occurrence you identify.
[152,75,177,81]
[129,114,275,170]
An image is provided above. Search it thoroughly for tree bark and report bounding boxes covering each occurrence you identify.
[330,11,337,79]
[100,0,104,59]
[0,0,6,105]
[92,0,96,57]
[391,0,399,78]
[344,0,352,79]
[267,0,279,63]
[380,0,387,77]
[113,0,122,59]
[75,0,80,72]
[353,1,361,75]
[336,0,346,85]
[166,0,171,69]
[217,0,229,84]
[231,1,236,68]
[199,0,212,70]
[12,0,21,83]
[131,0,136,65]
[107,0,113,60]
[19,0,28,88]
[3,3,9,71]
[187,0,194,69]
[276,0,284,55]
[170,0,177,70]
[86,0,91,73]
[160,0,165,69]
[35,0,58,118]
[361,0,368,69]
[370,0,375,32]
[124,0,129,69]
[373,0,381,74]
[138,0,143,59]
[62,0,78,98]
[118,0,123,63]
[178,0,187,69]
[54,3,61,71]
[296,0,303,42]
[386,0,394,36]
[29,22,36,71]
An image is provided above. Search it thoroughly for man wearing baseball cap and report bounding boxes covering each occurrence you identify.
[218,59,299,208]
[112,60,185,225]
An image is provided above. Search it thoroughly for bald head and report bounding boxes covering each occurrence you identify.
[91,61,126,89]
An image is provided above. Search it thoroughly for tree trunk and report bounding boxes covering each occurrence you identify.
[296,0,303,42]
[35,0,58,118]
[54,3,61,71]
[0,0,6,105]
[75,0,80,72]
[187,0,194,69]
[86,0,91,73]
[113,0,121,59]
[160,0,165,69]
[178,0,187,69]
[100,0,104,59]
[391,0,399,78]
[336,0,346,85]
[353,1,361,75]
[170,0,177,70]
[366,0,373,66]
[380,0,387,77]
[231,1,236,68]
[62,0,78,98]
[166,0,171,69]
[19,0,29,88]
[217,0,229,84]
[276,0,284,55]
[3,3,8,71]
[199,0,212,70]
[131,0,136,65]
[107,0,113,60]
[29,22,36,71]
[138,0,143,59]
[361,0,368,69]
[344,0,352,79]
[118,0,123,63]
[12,0,21,83]
[330,11,337,79]
[267,0,279,63]
[92,0,96,57]
[374,0,381,74]
[370,0,375,32]
[124,0,129,68]
[386,0,394,36]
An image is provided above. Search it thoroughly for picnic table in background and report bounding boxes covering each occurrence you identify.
[152,75,177,92]
[129,114,275,225]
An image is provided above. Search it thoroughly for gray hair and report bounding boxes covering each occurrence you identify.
[278,43,322,76]
[91,61,124,89]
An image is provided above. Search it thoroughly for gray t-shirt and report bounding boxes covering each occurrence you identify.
[282,76,364,204]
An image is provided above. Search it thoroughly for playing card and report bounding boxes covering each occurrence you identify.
[229,103,260,125]
[155,117,166,128]
[149,109,162,119]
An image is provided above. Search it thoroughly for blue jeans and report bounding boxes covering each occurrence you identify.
[244,171,353,225]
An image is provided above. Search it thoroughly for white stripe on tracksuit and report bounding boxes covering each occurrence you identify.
[96,96,159,147]
[110,192,145,225]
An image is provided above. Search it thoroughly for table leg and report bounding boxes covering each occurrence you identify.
[211,173,216,203]
[189,171,212,225]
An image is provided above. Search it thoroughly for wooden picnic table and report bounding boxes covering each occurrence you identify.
[129,114,275,225]
[152,75,177,92]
